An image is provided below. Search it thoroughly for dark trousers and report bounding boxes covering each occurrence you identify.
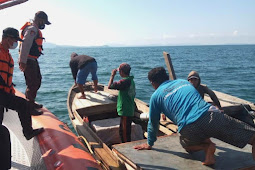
[24,59,41,102]
[0,90,33,134]
[0,125,11,170]
[119,116,133,143]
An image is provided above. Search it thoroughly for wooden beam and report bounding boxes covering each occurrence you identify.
[163,51,176,80]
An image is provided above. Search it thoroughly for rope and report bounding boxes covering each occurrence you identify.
[78,135,94,154]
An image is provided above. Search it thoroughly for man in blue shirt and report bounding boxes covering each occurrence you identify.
[134,67,255,165]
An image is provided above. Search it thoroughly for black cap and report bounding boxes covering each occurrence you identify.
[3,27,23,41]
[35,11,51,25]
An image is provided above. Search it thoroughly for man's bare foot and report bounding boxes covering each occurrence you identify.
[94,86,98,93]
[78,95,86,99]
[202,142,216,165]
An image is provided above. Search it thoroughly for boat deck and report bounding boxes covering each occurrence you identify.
[3,109,45,170]
[72,90,117,118]
[112,134,255,169]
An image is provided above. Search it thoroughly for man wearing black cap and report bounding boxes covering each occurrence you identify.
[0,27,44,169]
[19,11,51,109]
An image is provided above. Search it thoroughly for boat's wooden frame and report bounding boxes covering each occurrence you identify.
[67,83,178,170]
[67,52,255,169]
[67,82,255,170]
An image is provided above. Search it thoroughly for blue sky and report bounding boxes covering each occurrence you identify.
[1,0,255,46]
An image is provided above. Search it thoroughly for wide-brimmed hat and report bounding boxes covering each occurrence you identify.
[3,27,23,41]
[35,11,51,25]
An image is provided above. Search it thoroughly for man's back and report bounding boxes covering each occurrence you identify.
[150,79,211,131]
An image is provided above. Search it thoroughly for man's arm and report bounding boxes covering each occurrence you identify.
[69,62,78,82]
[134,95,161,150]
[19,27,37,72]
[108,69,117,89]
[204,86,222,109]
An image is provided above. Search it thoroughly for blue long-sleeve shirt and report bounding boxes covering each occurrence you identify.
[147,79,211,146]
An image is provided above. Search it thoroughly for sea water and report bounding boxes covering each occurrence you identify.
[10,45,255,129]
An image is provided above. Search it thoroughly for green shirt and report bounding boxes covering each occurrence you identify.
[110,76,136,116]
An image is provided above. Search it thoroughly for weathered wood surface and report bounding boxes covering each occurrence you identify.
[68,82,255,170]
[163,51,176,80]
[204,89,255,111]
[113,134,255,170]
[68,85,122,170]
[73,91,117,117]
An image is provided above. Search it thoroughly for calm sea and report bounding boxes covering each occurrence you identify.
[10,45,255,129]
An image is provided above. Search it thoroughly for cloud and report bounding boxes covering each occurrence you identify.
[162,34,177,39]
[189,34,196,38]
[233,30,238,36]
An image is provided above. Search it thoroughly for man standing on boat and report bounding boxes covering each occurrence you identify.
[134,67,255,165]
[108,63,136,143]
[0,27,44,138]
[187,70,221,109]
[19,11,51,110]
[69,52,98,99]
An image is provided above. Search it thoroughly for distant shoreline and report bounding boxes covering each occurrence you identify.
[45,43,255,49]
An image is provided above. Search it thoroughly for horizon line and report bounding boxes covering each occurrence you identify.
[44,43,255,48]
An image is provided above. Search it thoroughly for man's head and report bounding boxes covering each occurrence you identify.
[187,70,200,88]
[34,11,51,30]
[71,52,78,59]
[117,63,131,76]
[2,27,23,49]
[148,67,169,89]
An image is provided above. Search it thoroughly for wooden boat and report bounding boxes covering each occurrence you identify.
[67,81,255,169]
[2,89,102,170]
[67,53,255,170]
[67,82,177,170]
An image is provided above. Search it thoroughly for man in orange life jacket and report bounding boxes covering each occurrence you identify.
[0,28,44,139]
[19,11,51,109]
[0,28,44,169]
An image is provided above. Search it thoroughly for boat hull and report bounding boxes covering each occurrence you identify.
[4,89,102,170]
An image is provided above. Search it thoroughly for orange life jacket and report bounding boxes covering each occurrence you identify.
[0,43,15,94]
[20,22,44,59]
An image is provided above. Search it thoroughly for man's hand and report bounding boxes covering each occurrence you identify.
[162,114,166,121]
[19,62,27,72]
[111,69,117,77]
[133,143,152,150]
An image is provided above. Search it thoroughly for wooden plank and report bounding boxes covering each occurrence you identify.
[73,91,117,117]
[77,103,117,117]
[112,134,255,170]
[79,91,115,106]
[158,125,175,135]
[76,122,122,170]
[135,98,149,113]
[163,51,176,80]
[160,121,178,133]
[71,106,122,170]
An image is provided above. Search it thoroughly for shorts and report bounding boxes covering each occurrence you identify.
[179,111,255,148]
[76,61,98,84]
